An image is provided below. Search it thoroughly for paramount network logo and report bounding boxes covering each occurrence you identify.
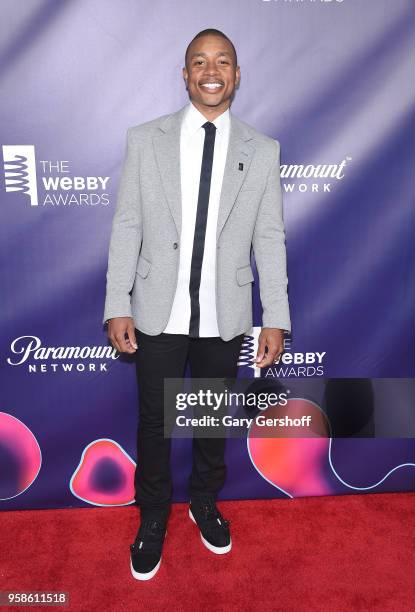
[3,145,38,206]
[6,335,118,374]
[281,156,352,193]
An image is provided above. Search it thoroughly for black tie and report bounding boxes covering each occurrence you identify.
[189,121,217,338]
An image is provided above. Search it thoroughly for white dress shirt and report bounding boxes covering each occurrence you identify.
[163,101,230,337]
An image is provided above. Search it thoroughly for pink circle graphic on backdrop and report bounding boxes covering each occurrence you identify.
[0,411,42,500]
[70,438,136,506]
[247,398,332,498]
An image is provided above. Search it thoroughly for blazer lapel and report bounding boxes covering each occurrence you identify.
[216,113,255,241]
[152,104,255,242]
[152,105,187,237]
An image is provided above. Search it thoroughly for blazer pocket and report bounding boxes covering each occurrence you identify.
[236,264,254,286]
[136,254,152,279]
[238,188,261,197]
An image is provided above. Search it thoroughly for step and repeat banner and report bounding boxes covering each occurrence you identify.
[1,0,414,509]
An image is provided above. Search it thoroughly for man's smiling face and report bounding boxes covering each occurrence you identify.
[183,34,240,119]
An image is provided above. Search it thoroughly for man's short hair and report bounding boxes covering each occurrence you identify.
[185,28,238,67]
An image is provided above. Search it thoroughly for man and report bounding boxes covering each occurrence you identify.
[103,28,291,580]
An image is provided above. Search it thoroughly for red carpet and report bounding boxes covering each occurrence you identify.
[1,493,414,611]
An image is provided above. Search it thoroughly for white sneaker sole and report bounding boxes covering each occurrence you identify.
[188,508,232,554]
[130,529,167,581]
[130,557,161,581]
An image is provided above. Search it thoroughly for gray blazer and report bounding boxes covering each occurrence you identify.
[103,104,291,341]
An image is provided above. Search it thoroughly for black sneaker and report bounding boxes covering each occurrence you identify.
[130,518,167,580]
[189,495,231,554]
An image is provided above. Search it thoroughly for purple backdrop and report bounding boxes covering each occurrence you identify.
[1,0,414,509]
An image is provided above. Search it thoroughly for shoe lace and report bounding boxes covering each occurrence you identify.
[198,497,230,530]
[131,519,165,553]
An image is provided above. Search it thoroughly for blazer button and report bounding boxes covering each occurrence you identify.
[173,242,178,249]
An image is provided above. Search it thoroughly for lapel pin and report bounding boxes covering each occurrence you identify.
[238,162,244,171]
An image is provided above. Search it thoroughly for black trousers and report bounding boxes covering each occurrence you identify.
[133,328,244,519]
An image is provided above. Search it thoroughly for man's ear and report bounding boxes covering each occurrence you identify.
[235,67,241,89]
[182,67,188,89]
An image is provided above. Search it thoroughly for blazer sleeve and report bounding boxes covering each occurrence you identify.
[102,128,143,324]
[252,139,291,332]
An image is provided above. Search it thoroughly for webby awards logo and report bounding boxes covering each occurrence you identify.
[238,327,326,378]
[2,145,110,207]
[3,145,38,205]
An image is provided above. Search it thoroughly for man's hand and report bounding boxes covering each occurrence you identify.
[107,317,138,354]
[254,328,284,368]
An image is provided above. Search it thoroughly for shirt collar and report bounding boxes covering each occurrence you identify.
[183,101,230,135]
